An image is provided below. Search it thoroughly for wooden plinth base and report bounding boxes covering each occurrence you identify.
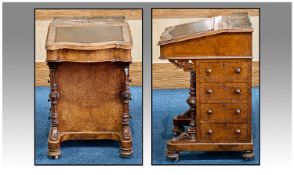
[48,130,133,159]
[166,140,254,161]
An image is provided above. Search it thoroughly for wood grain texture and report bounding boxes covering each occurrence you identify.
[47,48,131,62]
[35,62,142,86]
[55,62,124,132]
[35,9,142,20]
[160,33,252,57]
[153,9,259,18]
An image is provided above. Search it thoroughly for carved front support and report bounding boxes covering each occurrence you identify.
[120,65,133,157]
[170,59,196,136]
[167,60,197,160]
[171,71,197,140]
[47,62,60,159]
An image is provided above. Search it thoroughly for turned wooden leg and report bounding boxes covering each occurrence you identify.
[173,71,196,135]
[48,129,61,158]
[48,63,61,159]
[242,150,255,160]
[120,65,133,157]
[166,150,180,161]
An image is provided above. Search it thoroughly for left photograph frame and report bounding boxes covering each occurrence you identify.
[34,8,143,165]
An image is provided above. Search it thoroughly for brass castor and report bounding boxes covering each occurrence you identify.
[242,150,255,160]
[166,150,180,161]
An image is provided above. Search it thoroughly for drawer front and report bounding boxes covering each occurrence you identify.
[198,61,249,82]
[199,83,249,101]
[199,103,248,123]
[200,124,248,142]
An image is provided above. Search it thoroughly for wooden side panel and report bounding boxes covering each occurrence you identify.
[55,62,124,132]
[161,33,252,57]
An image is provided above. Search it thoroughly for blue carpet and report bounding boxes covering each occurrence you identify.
[35,86,142,165]
[152,87,260,165]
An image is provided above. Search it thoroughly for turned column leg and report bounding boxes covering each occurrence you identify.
[47,62,61,159]
[120,65,133,157]
[173,71,196,135]
[167,71,197,161]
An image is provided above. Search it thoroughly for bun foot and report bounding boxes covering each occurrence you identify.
[120,147,133,158]
[242,150,255,160]
[166,150,180,161]
[52,155,59,159]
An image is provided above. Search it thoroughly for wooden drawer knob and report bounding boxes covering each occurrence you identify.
[207,129,213,134]
[206,68,212,74]
[235,89,241,94]
[207,89,213,94]
[235,108,241,114]
[235,68,241,73]
[235,129,241,134]
[207,109,213,114]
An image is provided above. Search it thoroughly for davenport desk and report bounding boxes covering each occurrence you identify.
[46,16,133,158]
[159,13,255,161]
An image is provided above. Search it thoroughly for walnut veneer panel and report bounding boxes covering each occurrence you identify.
[160,33,252,58]
[56,62,123,132]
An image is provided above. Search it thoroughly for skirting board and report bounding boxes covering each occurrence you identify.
[35,61,259,88]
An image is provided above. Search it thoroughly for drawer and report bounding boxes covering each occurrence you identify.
[198,61,249,82]
[199,124,248,142]
[199,83,249,101]
[199,103,248,123]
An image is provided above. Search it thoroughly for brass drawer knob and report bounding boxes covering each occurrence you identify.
[207,129,213,134]
[235,89,241,94]
[207,89,213,94]
[235,68,241,73]
[207,109,213,114]
[206,68,212,74]
[235,129,241,134]
[235,108,241,114]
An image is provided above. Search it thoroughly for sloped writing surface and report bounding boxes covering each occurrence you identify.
[55,25,124,43]
[167,18,214,39]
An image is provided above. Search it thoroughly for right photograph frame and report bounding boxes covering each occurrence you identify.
[151,8,260,165]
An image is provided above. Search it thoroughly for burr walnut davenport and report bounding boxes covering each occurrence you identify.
[46,16,133,158]
[159,13,254,160]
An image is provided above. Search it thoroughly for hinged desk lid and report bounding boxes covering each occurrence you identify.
[46,16,133,63]
[159,12,253,45]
